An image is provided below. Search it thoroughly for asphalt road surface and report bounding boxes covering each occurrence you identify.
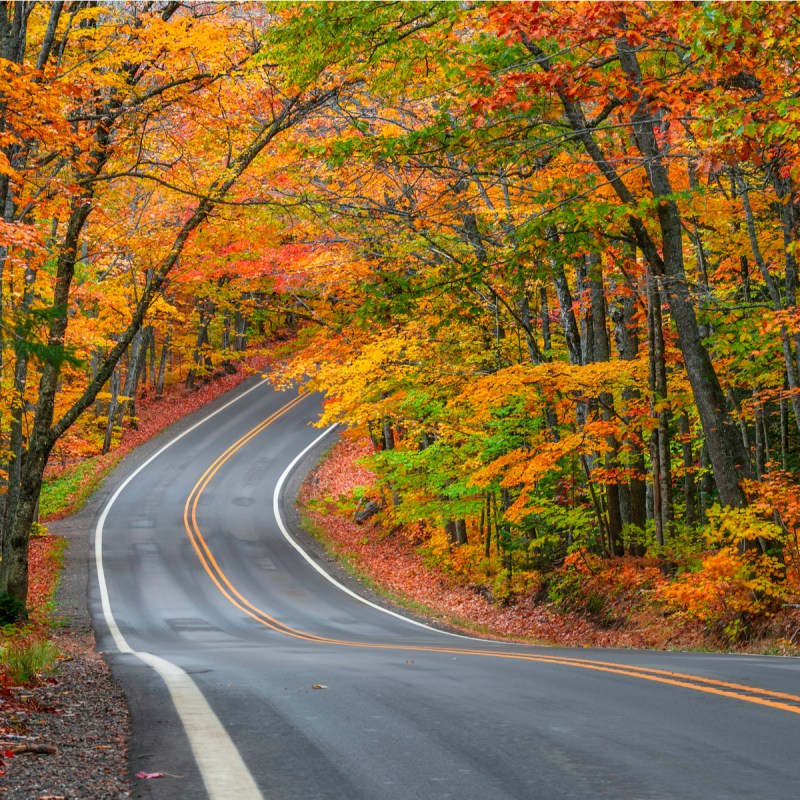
[91,379,800,800]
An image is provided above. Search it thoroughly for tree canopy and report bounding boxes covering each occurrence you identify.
[3,1,800,635]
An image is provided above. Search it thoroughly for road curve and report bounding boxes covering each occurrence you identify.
[91,379,800,800]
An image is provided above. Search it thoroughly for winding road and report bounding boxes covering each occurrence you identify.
[91,380,800,800]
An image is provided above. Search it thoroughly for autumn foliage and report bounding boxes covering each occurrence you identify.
[0,1,344,611]
[274,1,800,648]
[3,2,800,647]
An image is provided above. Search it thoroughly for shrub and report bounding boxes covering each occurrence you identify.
[548,549,662,624]
[658,505,790,643]
[0,593,25,625]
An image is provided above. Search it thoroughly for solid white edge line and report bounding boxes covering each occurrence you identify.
[134,652,261,798]
[95,379,269,800]
[272,424,473,639]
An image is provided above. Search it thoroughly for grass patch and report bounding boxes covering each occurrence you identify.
[39,457,117,520]
[0,637,61,684]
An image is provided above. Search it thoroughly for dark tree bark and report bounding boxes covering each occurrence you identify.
[679,413,698,527]
[155,332,171,400]
[647,271,673,547]
[186,297,214,390]
[592,260,624,554]
[445,519,468,546]
[234,309,248,351]
[521,32,751,508]
[610,265,647,541]
[102,367,121,456]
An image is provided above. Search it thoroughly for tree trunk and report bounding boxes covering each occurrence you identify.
[647,271,672,546]
[550,264,583,367]
[614,36,750,507]
[148,326,157,390]
[0,190,93,606]
[234,309,247,351]
[523,33,751,508]
[102,367,121,455]
[737,170,800,434]
[121,327,149,426]
[589,255,623,555]
[186,298,213,389]
[222,312,231,351]
[445,519,468,546]
[610,272,647,541]
[679,413,698,527]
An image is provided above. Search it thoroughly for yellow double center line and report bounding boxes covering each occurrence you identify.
[183,395,800,717]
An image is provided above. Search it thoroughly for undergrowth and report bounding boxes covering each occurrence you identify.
[0,636,61,684]
[299,436,800,654]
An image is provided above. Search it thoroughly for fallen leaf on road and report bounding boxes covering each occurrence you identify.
[311,684,328,690]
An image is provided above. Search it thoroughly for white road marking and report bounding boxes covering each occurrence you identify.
[272,425,472,638]
[95,380,268,799]
[136,652,261,797]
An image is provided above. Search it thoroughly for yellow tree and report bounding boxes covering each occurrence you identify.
[0,1,343,613]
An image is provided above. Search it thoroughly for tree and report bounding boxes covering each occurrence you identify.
[263,1,800,591]
[0,1,341,613]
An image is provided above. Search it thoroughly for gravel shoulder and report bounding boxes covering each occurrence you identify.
[1,507,130,800]
[0,380,252,800]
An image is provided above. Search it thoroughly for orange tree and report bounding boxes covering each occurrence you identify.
[258,2,800,608]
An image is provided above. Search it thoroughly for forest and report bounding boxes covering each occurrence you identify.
[1,1,800,648]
